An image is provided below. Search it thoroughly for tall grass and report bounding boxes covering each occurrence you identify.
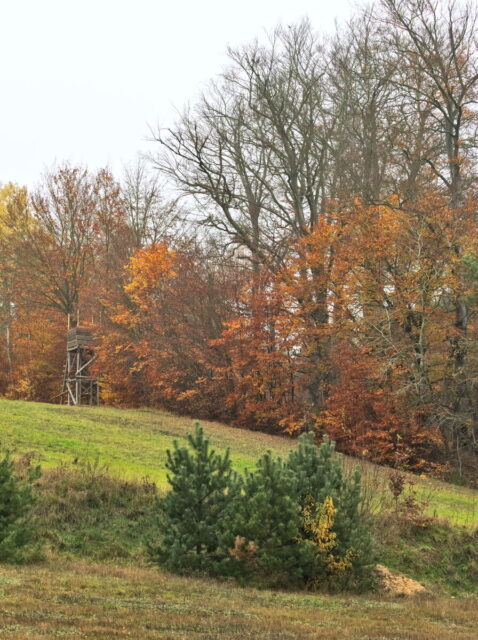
[33,459,158,560]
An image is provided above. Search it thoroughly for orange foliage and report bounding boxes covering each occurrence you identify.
[319,344,445,470]
[213,269,307,433]
[100,242,239,419]
[7,308,65,402]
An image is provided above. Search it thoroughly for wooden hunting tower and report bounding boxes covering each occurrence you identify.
[61,326,99,406]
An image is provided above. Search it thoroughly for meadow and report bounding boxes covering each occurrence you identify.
[0,398,476,527]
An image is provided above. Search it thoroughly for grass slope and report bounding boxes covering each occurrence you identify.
[0,558,477,640]
[0,398,477,637]
[0,398,477,526]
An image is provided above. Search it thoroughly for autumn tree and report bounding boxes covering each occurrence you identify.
[1,166,133,399]
[377,0,478,464]
[100,240,241,416]
[0,184,30,392]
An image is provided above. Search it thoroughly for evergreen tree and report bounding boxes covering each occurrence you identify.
[226,451,313,586]
[148,423,238,574]
[287,434,373,589]
[0,451,41,562]
[287,434,343,508]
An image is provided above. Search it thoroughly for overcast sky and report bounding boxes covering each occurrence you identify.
[1,0,354,187]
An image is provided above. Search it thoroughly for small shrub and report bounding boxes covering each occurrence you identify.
[303,496,357,589]
[386,471,435,530]
[0,451,41,562]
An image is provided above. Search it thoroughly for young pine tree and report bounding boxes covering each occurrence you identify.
[287,434,373,589]
[226,451,313,586]
[0,451,41,562]
[148,423,238,574]
[287,434,343,508]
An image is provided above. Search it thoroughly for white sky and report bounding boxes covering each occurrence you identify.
[1,0,354,187]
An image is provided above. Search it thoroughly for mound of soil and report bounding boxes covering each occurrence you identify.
[373,564,428,597]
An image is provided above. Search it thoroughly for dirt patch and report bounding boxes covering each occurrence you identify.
[373,564,428,597]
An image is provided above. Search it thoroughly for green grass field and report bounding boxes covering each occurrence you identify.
[0,399,293,481]
[0,398,476,526]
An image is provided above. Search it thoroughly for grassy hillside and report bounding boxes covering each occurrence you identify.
[0,398,476,526]
[0,399,293,481]
[0,398,477,638]
[0,558,477,640]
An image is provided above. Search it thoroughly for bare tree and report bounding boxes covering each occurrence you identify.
[327,11,400,202]
[123,159,183,248]
[381,0,478,204]
[14,165,130,325]
[26,165,98,321]
[154,22,332,270]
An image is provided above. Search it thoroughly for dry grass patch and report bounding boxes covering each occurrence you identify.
[0,558,477,639]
